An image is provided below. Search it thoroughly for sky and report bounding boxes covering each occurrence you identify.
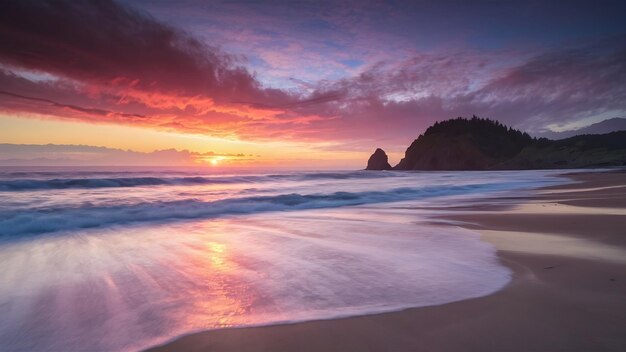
[1,0,625,168]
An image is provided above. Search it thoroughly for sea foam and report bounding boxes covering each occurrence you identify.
[0,169,568,352]
[2,181,540,237]
[0,208,511,352]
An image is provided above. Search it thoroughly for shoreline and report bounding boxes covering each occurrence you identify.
[147,170,626,352]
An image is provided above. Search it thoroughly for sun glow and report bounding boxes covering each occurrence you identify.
[0,114,373,169]
[208,156,226,166]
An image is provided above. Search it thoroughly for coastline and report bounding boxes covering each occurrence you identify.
[147,170,626,352]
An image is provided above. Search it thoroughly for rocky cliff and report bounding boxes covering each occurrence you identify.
[373,116,626,170]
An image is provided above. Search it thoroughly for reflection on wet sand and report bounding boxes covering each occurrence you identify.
[1,201,513,351]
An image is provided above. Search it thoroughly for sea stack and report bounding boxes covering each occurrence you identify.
[366,148,392,170]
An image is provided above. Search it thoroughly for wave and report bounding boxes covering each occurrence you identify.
[0,203,511,352]
[0,182,525,237]
[0,171,400,191]
[0,176,225,190]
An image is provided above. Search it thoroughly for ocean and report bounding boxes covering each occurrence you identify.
[0,167,567,351]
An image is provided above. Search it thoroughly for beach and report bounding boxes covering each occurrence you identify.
[148,170,626,352]
[5,1,626,350]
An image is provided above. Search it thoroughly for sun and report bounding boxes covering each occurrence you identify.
[208,156,226,166]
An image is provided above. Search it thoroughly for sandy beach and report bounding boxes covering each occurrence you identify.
[148,170,626,352]
[5,2,626,351]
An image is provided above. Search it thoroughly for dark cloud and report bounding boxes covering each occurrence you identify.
[0,90,147,119]
[0,0,289,104]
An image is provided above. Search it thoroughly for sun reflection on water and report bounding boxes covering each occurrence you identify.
[207,242,226,268]
[177,226,256,330]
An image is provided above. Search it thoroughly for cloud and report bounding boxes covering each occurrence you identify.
[0,143,249,166]
[0,1,258,99]
[0,0,625,152]
[0,0,308,136]
[286,37,626,146]
[0,90,147,119]
[470,39,626,129]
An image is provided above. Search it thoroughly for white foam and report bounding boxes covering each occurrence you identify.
[0,169,574,351]
[0,208,510,352]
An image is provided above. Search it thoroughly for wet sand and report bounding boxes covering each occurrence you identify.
[148,170,626,352]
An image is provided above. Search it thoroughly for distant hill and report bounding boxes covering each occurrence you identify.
[534,117,626,140]
[366,116,626,170]
[499,131,626,169]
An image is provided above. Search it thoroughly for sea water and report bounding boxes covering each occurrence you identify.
[0,167,566,351]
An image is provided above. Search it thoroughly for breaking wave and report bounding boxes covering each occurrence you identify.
[0,182,520,237]
[0,171,400,191]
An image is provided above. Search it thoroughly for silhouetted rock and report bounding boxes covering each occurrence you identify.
[377,116,626,170]
[394,116,533,170]
[366,148,392,170]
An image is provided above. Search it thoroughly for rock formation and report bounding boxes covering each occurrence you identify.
[370,116,626,170]
[366,148,392,170]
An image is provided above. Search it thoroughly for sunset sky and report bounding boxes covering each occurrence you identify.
[1,0,625,168]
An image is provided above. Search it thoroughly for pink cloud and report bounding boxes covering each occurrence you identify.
[0,1,624,153]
